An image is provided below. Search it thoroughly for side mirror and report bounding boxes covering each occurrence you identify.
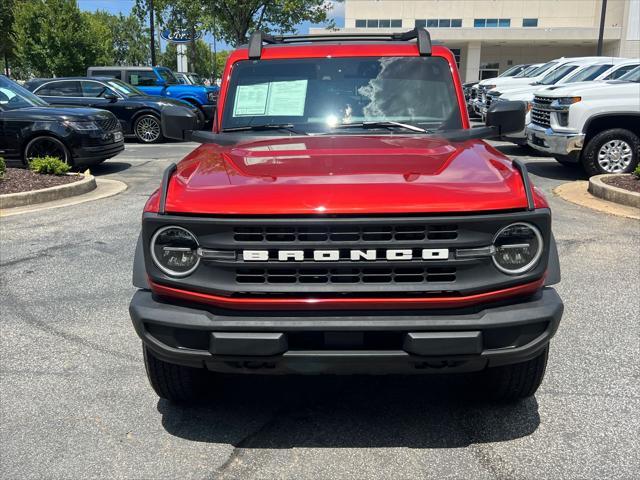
[104,92,118,102]
[161,105,198,141]
[486,100,526,136]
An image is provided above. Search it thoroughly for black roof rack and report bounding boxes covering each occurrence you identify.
[247,28,432,60]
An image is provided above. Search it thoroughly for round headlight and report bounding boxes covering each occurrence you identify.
[492,223,543,275]
[151,226,200,277]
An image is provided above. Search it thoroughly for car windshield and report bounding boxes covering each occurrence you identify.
[187,73,203,85]
[526,61,559,78]
[618,66,640,82]
[565,64,612,82]
[221,56,462,134]
[157,68,178,84]
[0,76,49,111]
[514,65,539,78]
[106,79,146,97]
[538,64,579,85]
[499,65,524,77]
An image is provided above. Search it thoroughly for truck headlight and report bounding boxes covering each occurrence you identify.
[151,226,200,276]
[553,96,581,106]
[492,223,543,275]
[64,120,100,131]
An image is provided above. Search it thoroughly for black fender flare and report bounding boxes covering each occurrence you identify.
[545,232,561,286]
[132,233,150,289]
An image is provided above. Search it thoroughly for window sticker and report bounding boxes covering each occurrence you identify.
[232,80,308,117]
[266,80,307,116]
[233,83,269,116]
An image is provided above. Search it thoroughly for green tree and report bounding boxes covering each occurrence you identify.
[0,0,19,76]
[13,0,106,77]
[159,40,229,81]
[88,11,151,66]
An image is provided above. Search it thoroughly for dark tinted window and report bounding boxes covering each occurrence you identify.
[451,19,462,27]
[37,80,82,96]
[427,19,438,28]
[606,64,639,79]
[415,19,426,28]
[438,19,451,27]
[128,70,157,87]
[378,19,390,28]
[81,81,114,98]
[355,19,366,28]
[390,19,402,27]
[522,18,538,27]
[366,19,378,27]
[498,19,510,27]
[486,19,498,27]
[92,70,121,79]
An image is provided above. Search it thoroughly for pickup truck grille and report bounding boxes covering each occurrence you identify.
[234,224,458,243]
[236,266,457,285]
[142,212,552,299]
[531,95,554,128]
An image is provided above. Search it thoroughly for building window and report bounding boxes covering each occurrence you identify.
[415,18,462,28]
[450,48,461,68]
[522,18,538,27]
[474,18,511,28]
[357,19,402,28]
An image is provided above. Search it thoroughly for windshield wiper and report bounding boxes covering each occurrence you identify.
[333,121,430,133]
[222,123,307,135]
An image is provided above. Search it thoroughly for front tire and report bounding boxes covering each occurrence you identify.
[24,135,72,167]
[134,114,163,144]
[479,346,549,402]
[582,128,639,176]
[143,345,210,403]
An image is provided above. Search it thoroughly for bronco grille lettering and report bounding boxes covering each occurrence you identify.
[242,249,450,262]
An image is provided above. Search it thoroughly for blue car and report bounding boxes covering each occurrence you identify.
[87,66,218,123]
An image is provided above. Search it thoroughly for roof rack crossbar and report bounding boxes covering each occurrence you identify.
[247,28,432,59]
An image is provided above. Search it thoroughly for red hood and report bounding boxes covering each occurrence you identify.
[162,135,538,215]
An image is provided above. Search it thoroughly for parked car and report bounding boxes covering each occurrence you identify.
[86,66,219,123]
[129,29,563,404]
[0,75,123,168]
[463,63,531,117]
[24,77,204,144]
[526,66,640,175]
[488,58,638,145]
[174,72,207,86]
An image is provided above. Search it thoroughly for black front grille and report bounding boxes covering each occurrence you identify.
[233,224,458,243]
[236,266,457,285]
[97,116,119,132]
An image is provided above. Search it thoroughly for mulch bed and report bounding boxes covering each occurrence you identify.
[0,168,81,195]
[602,174,640,194]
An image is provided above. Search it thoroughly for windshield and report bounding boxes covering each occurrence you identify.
[526,61,559,78]
[106,79,146,97]
[0,76,49,110]
[538,64,579,85]
[157,68,178,84]
[499,65,524,77]
[618,66,640,82]
[514,65,540,78]
[565,64,612,83]
[221,56,462,134]
[187,73,203,85]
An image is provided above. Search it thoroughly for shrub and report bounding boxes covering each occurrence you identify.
[29,156,71,175]
[633,165,640,180]
[0,157,5,179]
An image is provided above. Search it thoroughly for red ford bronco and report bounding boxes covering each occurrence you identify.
[130,29,563,403]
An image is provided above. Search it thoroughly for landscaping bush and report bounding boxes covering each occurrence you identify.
[0,157,5,179]
[633,165,640,180]
[29,156,71,175]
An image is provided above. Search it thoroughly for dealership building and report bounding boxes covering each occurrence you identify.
[311,0,640,82]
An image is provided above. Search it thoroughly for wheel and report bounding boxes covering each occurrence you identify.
[553,154,579,167]
[479,346,549,402]
[24,136,72,166]
[582,128,639,176]
[134,114,163,143]
[143,344,210,403]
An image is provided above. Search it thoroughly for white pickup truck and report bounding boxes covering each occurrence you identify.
[526,66,640,175]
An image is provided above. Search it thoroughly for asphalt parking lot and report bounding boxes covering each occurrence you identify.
[1,140,638,480]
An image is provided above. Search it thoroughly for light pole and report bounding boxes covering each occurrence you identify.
[149,0,156,65]
[596,0,607,56]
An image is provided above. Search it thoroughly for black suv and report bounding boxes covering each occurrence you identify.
[25,77,204,144]
[0,76,124,168]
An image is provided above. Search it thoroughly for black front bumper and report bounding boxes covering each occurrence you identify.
[72,139,124,164]
[129,288,563,375]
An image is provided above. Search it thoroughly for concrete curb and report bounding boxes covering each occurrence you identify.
[554,181,640,220]
[0,173,96,209]
[588,174,640,209]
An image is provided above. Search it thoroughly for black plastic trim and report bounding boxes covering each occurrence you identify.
[512,159,535,211]
[158,163,176,215]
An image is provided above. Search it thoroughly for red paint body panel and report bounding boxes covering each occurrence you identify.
[162,135,542,215]
[149,278,545,311]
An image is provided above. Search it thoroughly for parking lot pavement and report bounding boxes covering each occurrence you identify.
[1,141,638,480]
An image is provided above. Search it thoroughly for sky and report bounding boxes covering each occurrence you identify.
[77,0,346,51]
